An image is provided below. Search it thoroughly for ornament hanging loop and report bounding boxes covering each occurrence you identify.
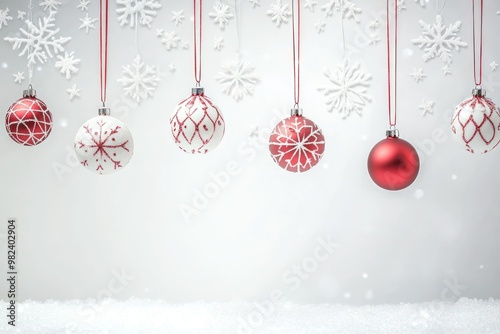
[291,0,301,107]
[386,0,398,128]
[472,0,484,87]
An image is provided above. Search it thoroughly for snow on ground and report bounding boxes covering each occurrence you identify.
[1,298,499,333]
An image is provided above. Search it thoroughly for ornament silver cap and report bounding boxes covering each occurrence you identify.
[98,107,111,116]
[386,128,400,138]
[291,107,303,116]
[192,87,204,95]
[472,87,486,97]
[23,85,36,98]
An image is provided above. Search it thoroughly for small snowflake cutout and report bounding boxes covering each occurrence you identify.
[321,0,361,23]
[77,0,90,11]
[13,72,25,84]
[116,0,161,28]
[55,51,81,79]
[490,61,498,71]
[410,68,426,83]
[39,0,61,12]
[397,0,406,11]
[171,10,185,26]
[209,2,234,30]
[0,8,13,29]
[414,0,426,7]
[318,58,372,119]
[17,10,26,20]
[67,84,80,100]
[157,30,181,50]
[168,63,176,72]
[305,0,318,11]
[267,0,291,27]
[79,14,98,33]
[117,55,160,103]
[315,21,326,33]
[249,0,260,8]
[412,14,467,64]
[419,99,434,116]
[442,64,452,75]
[216,55,260,101]
[214,37,224,51]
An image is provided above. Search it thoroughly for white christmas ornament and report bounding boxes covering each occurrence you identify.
[451,88,500,154]
[170,88,225,154]
[74,108,134,175]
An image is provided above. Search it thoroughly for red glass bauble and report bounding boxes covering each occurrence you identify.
[269,115,325,173]
[367,136,420,191]
[5,96,53,146]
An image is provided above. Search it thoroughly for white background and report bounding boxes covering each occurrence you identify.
[0,0,499,305]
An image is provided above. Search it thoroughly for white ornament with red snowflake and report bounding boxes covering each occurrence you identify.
[170,88,225,154]
[269,112,325,173]
[451,90,500,154]
[74,114,134,175]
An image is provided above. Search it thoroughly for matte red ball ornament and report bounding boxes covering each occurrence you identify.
[269,109,325,173]
[5,87,52,146]
[367,129,420,191]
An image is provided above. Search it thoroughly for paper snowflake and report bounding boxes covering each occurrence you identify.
[315,21,326,33]
[13,72,25,84]
[305,0,318,11]
[267,0,291,27]
[17,10,26,20]
[39,0,61,12]
[116,0,161,28]
[209,3,233,30]
[77,0,90,11]
[249,0,260,8]
[117,55,160,103]
[321,0,361,22]
[214,37,224,51]
[157,30,181,50]
[318,59,372,118]
[216,56,259,101]
[397,0,406,11]
[66,84,80,100]
[490,61,498,71]
[410,68,426,83]
[419,99,434,116]
[55,51,81,79]
[0,8,13,29]
[79,13,98,33]
[168,63,176,72]
[414,0,426,7]
[412,14,467,64]
[442,64,452,75]
[171,10,184,26]
[4,11,71,66]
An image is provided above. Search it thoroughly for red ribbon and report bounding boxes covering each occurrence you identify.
[99,0,109,105]
[386,0,398,127]
[472,0,484,87]
[194,0,203,85]
[292,0,301,107]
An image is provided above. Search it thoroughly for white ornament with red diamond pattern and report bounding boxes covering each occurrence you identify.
[74,109,134,175]
[170,88,225,154]
[451,88,500,154]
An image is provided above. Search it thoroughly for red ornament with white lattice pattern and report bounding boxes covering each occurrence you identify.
[170,88,225,154]
[5,88,52,146]
[269,111,325,173]
[451,89,500,154]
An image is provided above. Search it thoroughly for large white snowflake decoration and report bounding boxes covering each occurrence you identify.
[4,11,71,66]
[412,14,467,64]
[55,51,81,79]
[0,8,13,29]
[116,0,161,28]
[267,0,291,27]
[39,0,61,12]
[318,58,372,119]
[156,29,181,50]
[321,0,361,23]
[74,116,134,175]
[209,2,233,30]
[216,56,259,101]
[117,55,160,103]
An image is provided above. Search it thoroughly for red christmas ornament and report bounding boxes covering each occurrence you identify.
[367,130,420,191]
[5,87,53,146]
[269,109,325,173]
